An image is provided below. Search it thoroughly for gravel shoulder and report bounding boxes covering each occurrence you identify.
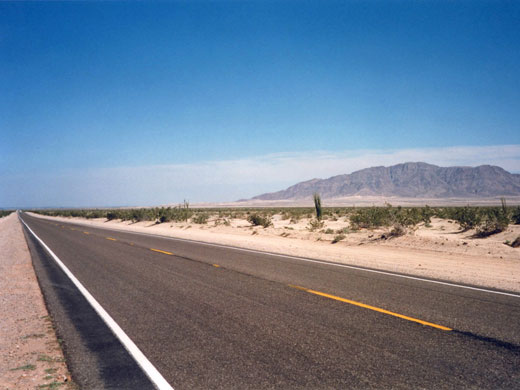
[0,213,73,390]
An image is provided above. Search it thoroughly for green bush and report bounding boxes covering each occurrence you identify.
[511,206,520,225]
[247,214,272,228]
[332,234,346,243]
[106,211,119,221]
[475,205,509,237]
[349,206,393,229]
[453,206,481,231]
[389,224,406,237]
[420,205,434,224]
[307,219,324,231]
[0,210,13,218]
[192,213,209,224]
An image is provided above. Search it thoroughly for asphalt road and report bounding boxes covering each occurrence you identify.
[20,212,520,389]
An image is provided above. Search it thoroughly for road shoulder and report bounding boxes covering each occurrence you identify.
[0,213,73,390]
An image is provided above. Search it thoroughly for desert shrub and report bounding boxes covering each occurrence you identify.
[420,205,435,224]
[154,204,193,223]
[349,205,426,236]
[435,207,462,221]
[349,207,393,229]
[324,228,334,234]
[475,205,509,237]
[130,209,148,222]
[289,216,300,224]
[247,214,272,228]
[393,207,422,228]
[307,219,324,231]
[389,224,406,237]
[332,234,346,243]
[0,210,13,218]
[89,210,106,219]
[192,213,209,224]
[511,206,520,225]
[511,236,520,248]
[106,211,119,221]
[157,207,171,223]
[453,206,481,231]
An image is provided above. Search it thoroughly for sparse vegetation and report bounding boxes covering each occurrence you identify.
[192,213,209,224]
[0,210,13,218]
[388,224,406,238]
[307,218,324,231]
[29,203,520,240]
[37,381,66,389]
[474,200,510,237]
[511,206,520,225]
[332,234,346,243]
[10,364,36,371]
[37,354,64,363]
[22,333,45,339]
[247,214,272,228]
[348,204,425,236]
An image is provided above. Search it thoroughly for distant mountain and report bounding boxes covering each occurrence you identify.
[251,162,520,200]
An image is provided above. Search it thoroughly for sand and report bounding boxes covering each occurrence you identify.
[29,212,520,293]
[0,213,73,390]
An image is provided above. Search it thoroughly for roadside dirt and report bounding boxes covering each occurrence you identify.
[31,213,520,293]
[0,213,73,390]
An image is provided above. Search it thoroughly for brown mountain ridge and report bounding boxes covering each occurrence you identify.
[251,162,520,200]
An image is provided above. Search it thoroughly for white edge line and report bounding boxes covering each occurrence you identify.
[27,212,520,299]
[19,213,174,390]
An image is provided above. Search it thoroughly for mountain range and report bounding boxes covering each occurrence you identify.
[251,162,520,200]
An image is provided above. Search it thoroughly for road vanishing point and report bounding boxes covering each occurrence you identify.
[19,212,520,389]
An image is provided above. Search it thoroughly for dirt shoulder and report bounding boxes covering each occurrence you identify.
[0,213,73,390]
[30,212,520,293]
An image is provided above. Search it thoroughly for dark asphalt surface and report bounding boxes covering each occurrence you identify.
[20,212,520,389]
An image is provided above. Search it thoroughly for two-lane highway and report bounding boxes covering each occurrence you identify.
[20,212,520,389]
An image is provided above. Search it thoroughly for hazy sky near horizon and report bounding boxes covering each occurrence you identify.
[2,1,520,207]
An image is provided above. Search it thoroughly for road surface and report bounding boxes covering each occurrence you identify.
[20,212,520,389]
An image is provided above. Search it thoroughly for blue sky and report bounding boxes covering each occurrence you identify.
[1,1,519,207]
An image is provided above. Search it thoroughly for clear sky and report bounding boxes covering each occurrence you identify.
[1,1,520,207]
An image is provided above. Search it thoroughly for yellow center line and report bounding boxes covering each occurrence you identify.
[288,285,452,331]
[106,237,117,241]
[150,248,173,255]
[213,264,220,268]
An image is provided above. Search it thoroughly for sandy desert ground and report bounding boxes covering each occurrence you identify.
[0,213,72,390]
[31,212,520,293]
